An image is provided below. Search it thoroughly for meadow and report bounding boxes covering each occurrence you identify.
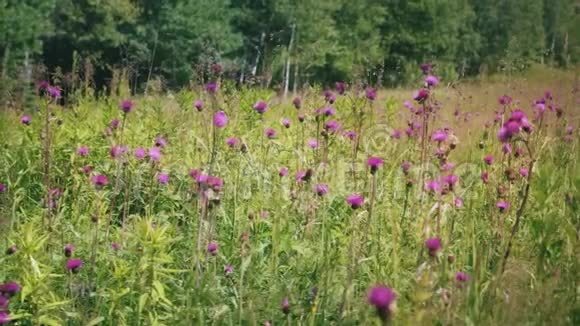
[0,66,579,325]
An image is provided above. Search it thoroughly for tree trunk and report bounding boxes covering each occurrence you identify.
[283,23,296,98]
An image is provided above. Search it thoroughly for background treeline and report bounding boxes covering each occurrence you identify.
[0,0,579,99]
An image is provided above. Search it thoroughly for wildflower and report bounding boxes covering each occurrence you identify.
[194,99,203,111]
[110,119,120,129]
[207,242,218,255]
[279,167,288,177]
[207,176,224,192]
[298,114,306,123]
[454,197,464,208]
[0,282,20,297]
[441,162,455,172]
[148,147,161,162]
[335,81,346,95]
[425,237,442,256]
[324,120,340,133]
[21,115,31,125]
[295,169,313,183]
[120,100,133,113]
[265,128,277,139]
[111,242,121,251]
[213,111,228,128]
[109,145,127,159]
[414,89,430,102]
[0,184,5,193]
[281,298,290,314]
[391,129,402,139]
[324,90,334,103]
[425,179,442,194]
[519,167,529,178]
[134,148,146,160]
[502,144,512,154]
[367,286,397,322]
[365,87,377,101]
[308,139,318,149]
[346,194,364,209]
[484,155,494,165]
[155,136,167,148]
[315,184,329,197]
[205,82,218,93]
[431,129,448,143]
[158,173,170,184]
[48,86,61,99]
[64,244,74,258]
[343,130,357,140]
[0,312,10,324]
[77,146,89,156]
[480,172,489,184]
[499,95,512,106]
[91,175,109,190]
[82,165,93,174]
[253,101,268,114]
[5,245,17,255]
[37,80,50,91]
[281,118,291,128]
[420,62,433,74]
[400,161,412,175]
[292,96,301,109]
[367,157,384,174]
[66,258,83,273]
[455,272,470,286]
[441,174,459,190]
[323,107,335,117]
[496,200,510,212]
[0,295,7,310]
[226,137,240,148]
[224,265,234,276]
[566,125,574,135]
[425,75,439,87]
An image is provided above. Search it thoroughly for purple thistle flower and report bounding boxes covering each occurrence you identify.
[308,139,318,149]
[431,129,448,143]
[120,100,133,113]
[400,161,412,175]
[298,114,306,123]
[420,62,433,75]
[346,194,364,209]
[224,265,234,276]
[134,148,146,160]
[502,143,512,154]
[425,179,442,194]
[265,128,277,139]
[37,80,50,91]
[441,162,455,172]
[0,184,6,194]
[0,282,21,297]
[205,82,218,94]
[454,197,464,208]
[77,146,89,156]
[253,101,268,114]
[281,118,291,128]
[48,86,61,99]
[157,173,170,184]
[226,137,240,148]
[343,130,357,140]
[111,242,121,251]
[425,75,439,87]
[194,99,203,111]
[279,167,288,177]
[155,136,167,148]
[425,237,442,256]
[390,129,402,139]
[315,184,329,197]
[64,244,74,258]
[335,81,346,95]
[207,242,218,255]
[110,119,121,129]
[66,259,83,273]
[292,96,301,109]
[21,115,31,125]
[213,111,228,128]
[480,172,489,184]
[455,272,470,285]
[207,176,224,192]
[0,294,8,310]
[497,200,510,212]
[323,106,335,117]
[483,155,494,165]
[367,286,396,322]
[365,87,377,101]
[441,174,459,190]
[414,89,430,102]
[324,120,340,133]
[367,157,384,174]
[110,145,127,159]
[148,147,161,162]
[0,312,10,324]
[281,298,290,315]
[91,175,109,189]
[499,95,512,106]
[403,100,414,111]
[82,165,93,174]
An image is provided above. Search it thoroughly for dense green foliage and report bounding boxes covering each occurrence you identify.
[0,0,579,96]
